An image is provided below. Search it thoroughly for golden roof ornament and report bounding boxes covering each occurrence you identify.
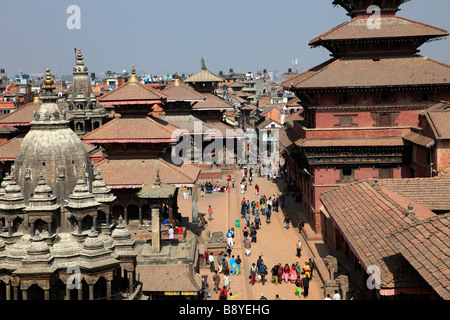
[174,72,181,87]
[42,68,56,93]
[77,48,84,64]
[129,64,138,83]
[201,57,207,71]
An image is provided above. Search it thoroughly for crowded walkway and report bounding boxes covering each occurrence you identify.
[192,167,324,300]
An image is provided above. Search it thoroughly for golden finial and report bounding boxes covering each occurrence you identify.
[201,57,207,70]
[174,71,180,86]
[129,64,138,83]
[42,68,55,92]
[33,96,40,103]
[77,48,84,63]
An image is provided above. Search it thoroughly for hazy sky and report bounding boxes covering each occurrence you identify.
[1,0,449,78]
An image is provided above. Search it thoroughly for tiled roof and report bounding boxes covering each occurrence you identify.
[191,94,234,111]
[320,180,435,290]
[98,81,167,104]
[82,117,182,143]
[0,136,24,161]
[282,56,450,90]
[378,176,450,211]
[387,213,450,300]
[136,265,202,292]
[184,69,223,83]
[309,16,449,46]
[159,114,218,134]
[95,157,200,188]
[424,104,450,140]
[403,131,435,148]
[161,83,205,102]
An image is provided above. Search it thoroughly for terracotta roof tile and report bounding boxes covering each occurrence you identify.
[95,157,200,188]
[0,136,24,161]
[98,81,167,104]
[82,116,182,143]
[388,213,450,300]
[321,180,434,290]
[161,84,205,102]
[378,176,450,211]
[282,56,450,90]
[191,94,234,111]
[309,16,449,46]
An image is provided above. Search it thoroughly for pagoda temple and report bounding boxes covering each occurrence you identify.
[281,0,450,236]
[83,66,201,229]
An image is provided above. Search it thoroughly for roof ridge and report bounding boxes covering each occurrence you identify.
[82,117,119,139]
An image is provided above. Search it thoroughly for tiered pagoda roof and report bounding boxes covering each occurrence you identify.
[82,116,182,144]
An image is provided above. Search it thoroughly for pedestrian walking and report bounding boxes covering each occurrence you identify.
[250,263,257,286]
[235,256,242,275]
[283,215,291,229]
[283,264,290,283]
[217,252,224,273]
[183,186,188,200]
[258,262,268,285]
[251,200,256,215]
[308,258,315,279]
[218,286,228,300]
[255,184,259,195]
[213,271,220,293]
[200,184,205,197]
[232,178,235,188]
[295,277,302,298]
[226,229,234,248]
[242,226,249,241]
[271,265,278,285]
[244,238,251,256]
[302,276,310,297]
[266,209,271,223]
[277,263,283,284]
[208,205,213,221]
[229,255,236,273]
[202,278,211,299]
[254,214,261,230]
[209,253,215,272]
[223,273,230,291]
[296,239,302,258]
[245,212,251,227]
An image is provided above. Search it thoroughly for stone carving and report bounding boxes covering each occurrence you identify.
[25,168,32,180]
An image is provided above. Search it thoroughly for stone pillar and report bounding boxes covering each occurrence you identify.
[106,210,110,227]
[106,279,112,300]
[191,182,199,223]
[337,275,349,300]
[128,271,133,295]
[47,222,52,237]
[93,217,97,229]
[22,288,27,301]
[66,284,70,300]
[78,282,83,301]
[6,283,11,300]
[44,289,50,300]
[168,205,173,226]
[13,285,18,300]
[124,207,128,225]
[89,284,94,300]
[0,219,3,232]
[139,206,143,225]
[151,207,160,253]
[7,220,12,236]
[78,219,82,235]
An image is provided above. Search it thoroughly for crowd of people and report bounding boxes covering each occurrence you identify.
[198,163,324,301]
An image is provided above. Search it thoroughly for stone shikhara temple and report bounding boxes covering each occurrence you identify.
[0,69,139,300]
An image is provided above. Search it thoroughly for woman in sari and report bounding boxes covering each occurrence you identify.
[277,263,283,284]
[283,264,290,283]
[290,264,297,283]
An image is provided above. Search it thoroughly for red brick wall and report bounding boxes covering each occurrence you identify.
[437,140,450,172]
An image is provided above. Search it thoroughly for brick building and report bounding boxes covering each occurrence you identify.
[280,0,450,236]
